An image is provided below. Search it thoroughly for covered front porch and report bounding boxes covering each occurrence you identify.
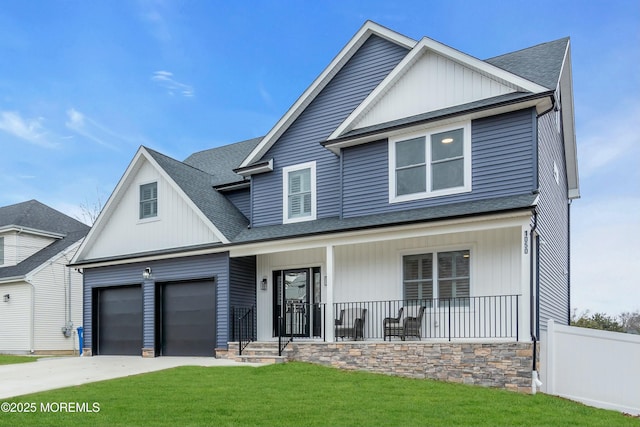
[229,211,534,347]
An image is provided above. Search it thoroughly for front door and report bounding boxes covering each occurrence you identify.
[272,267,321,337]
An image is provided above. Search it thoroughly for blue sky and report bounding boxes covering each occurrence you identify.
[1,1,638,316]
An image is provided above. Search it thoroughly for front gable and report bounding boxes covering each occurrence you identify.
[329,37,548,140]
[75,148,226,262]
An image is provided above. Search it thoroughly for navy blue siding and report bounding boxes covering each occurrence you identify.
[83,253,230,353]
[341,108,537,217]
[252,35,409,226]
[225,189,251,219]
[536,112,570,331]
[228,256,257,340]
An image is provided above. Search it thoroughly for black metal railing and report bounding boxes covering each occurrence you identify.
[232,305,255,355]
[278,302,326,355]
[334,295,520,341]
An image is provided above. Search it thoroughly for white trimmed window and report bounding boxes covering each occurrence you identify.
[283,161,316,224]
[403,250,470,302]
[389,122,471,203]
[139,182,158,219]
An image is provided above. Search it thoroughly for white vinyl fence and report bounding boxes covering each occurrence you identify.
[540,319,640,415]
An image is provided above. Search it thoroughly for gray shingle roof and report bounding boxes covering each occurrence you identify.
[183,137,263,186]
[233,193,537,243]
[0,200,90,280]
[145,147,250,240]
[0,200,88,235]
[485,37,569,90]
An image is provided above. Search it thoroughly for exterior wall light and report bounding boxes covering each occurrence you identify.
[3,294,9,302]
[143,267,152,280]
[260,277,268,291]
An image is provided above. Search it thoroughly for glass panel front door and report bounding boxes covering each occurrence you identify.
[272,268,320,338]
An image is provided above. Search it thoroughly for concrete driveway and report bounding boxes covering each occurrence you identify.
[0,356,261,399]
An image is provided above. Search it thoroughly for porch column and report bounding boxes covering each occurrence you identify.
[521,224,532,342]
[325,244,335,342]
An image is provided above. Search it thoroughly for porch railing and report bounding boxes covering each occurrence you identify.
[278,302,326,355]
[334,295,520,341]
[231,305,255,355]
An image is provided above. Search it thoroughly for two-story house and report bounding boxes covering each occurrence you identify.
[0,200,89,354]
[71,21,578,391]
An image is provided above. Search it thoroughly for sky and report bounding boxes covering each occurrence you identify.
[0,0,638,316]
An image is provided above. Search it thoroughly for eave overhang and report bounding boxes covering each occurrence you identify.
[323,92,553,154]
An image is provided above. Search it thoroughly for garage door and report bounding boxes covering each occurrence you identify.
[96,286,142,355]
[159,280,216,356]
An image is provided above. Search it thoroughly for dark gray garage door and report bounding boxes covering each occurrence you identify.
[96,285,143,355]
[159,280,216,356]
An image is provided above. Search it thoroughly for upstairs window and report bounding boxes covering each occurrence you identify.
[0,236,4,265]
[139,182,158,219]
[283,162,316,224]
[390,122,471,203]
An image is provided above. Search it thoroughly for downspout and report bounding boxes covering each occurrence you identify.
[26,278,36,353]
[530,210,543,394]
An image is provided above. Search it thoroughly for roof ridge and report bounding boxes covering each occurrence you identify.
[484,36,570,61]
[144,146,215,177]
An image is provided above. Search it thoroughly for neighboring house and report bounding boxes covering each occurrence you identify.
[71,21,578,390]
[0,200,90,354]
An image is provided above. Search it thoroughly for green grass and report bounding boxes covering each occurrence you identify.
[0,362,637,426]
[0,355,39,365]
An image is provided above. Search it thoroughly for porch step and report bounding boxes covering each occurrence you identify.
[235,341,292,364]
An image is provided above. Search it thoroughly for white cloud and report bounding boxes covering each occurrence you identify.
[65,108,149,150]
[152,70,194,97]
[0,111,58,148]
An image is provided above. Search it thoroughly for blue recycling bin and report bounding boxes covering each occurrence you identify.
[77,326,84,356]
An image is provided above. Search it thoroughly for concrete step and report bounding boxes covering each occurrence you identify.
[236,355,287,364]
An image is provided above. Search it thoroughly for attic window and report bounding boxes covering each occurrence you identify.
[139,182,158,219]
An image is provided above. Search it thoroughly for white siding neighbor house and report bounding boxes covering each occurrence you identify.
[0,200,89,354]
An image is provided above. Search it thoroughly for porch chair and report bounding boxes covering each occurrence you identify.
[383,307,404,341]
[334,307,367,340]
[383,306,426,341]
[402,305,426,340]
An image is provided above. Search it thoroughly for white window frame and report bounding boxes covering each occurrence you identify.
[138,180,159,222]
[399,245,474,303]
[282,161,317,224]
[388,121,472,203]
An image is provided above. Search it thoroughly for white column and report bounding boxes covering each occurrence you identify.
[325,244,335,342]
[520,224,532,342]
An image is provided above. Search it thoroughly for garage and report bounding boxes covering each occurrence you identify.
[95,285,143,355]
[157,280,216,356]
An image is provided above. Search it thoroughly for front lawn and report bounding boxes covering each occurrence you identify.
[0,355,38,365]
[0,362,637,426]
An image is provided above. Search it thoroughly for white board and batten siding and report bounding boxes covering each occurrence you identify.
[333,227,523,302]
[353,50,517,130]
[85,160,220,260]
